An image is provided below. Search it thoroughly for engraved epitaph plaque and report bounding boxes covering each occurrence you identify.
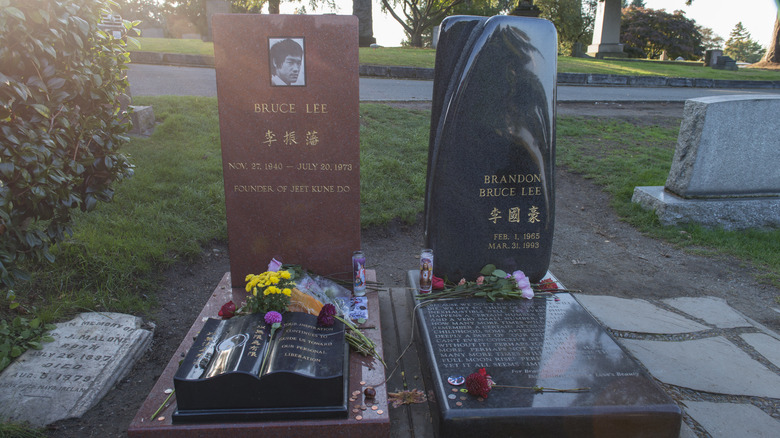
[424,16,556,282]
[415,292,682,437]
[172,312,348,422]
[213,15,360,287]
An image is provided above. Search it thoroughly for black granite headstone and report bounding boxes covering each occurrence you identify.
[424,15,556,283]
[172,312,348,423]
[416,293,682,437]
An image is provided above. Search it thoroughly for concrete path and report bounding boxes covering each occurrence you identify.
[380,289,780,437]
[574,295,780,437]
[127,64,780,102]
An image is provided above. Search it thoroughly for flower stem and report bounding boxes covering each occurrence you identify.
[493,384,590,393]
[336,315,387,368]
[150,390,175,420]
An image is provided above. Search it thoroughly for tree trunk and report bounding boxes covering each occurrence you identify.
[761,16,780,63]
[269,0,280,14]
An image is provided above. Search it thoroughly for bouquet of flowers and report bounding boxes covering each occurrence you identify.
[219,258,385,367]
[243,268,295,314]
[417,264,572,303]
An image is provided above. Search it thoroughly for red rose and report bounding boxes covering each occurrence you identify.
[218,301,236,319]
[538,279,558,291]
[432,275,445,290]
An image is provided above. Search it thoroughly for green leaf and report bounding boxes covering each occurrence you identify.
[5,6,25,21]
[29,342,42,350]
[30,318,41,329]
[493,269,507,278]
[31,104,50,118]
[11,346,22,358]
[9,302,19,310]
[480,264,497,276]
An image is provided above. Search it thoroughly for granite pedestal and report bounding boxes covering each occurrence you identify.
[128,271,388,437]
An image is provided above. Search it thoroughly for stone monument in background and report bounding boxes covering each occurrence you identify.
[633,95,780,230]
[353,0,375,47]
[424,15,556,282]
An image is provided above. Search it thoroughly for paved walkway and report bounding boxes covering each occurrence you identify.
[380,287,780,437]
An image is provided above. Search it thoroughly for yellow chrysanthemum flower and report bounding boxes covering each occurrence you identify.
[282,288,292,296]
[270,276,280,284]
[280,271,291,280]
[245,273,254,282]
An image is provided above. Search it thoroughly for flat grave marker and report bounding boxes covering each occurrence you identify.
[415,291,681,437]
[0,312,153,427]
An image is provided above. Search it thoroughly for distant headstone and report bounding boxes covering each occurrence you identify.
[633,95,780,229]
[660,50,669,60]
[424,15,556,282]
[212,15,360,286]
[713,55,737,71]
[0,313,153,427]
[704,49,723,67]
[129,105,155,136]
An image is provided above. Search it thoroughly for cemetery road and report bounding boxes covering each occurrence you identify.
[127,64,780,102]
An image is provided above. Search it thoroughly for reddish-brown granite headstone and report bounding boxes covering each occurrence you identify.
[213,15,360,287]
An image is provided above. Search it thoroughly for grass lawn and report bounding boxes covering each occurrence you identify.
[130,37,780,81]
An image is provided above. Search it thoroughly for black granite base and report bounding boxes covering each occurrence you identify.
[410,272,681,437]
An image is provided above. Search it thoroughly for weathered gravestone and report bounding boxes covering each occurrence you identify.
[415,15,682,437]
[213,14,361,286]
[424,15,556,283]
[632,95,780,230]
[0,313,153,427]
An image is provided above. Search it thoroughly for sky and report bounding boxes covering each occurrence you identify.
[644,0,778,48]
[279,0,779,49]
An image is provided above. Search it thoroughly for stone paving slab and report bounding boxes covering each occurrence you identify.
[663,297,752,328]
[0,312,153,427]
[620,336,780,398]
[681,400,780,438]
[574,295,708,334]
[740,332,780,368]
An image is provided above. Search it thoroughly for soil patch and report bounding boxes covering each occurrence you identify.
[44,102,778,437]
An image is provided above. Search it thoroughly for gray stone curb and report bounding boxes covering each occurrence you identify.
[129,51,780,89]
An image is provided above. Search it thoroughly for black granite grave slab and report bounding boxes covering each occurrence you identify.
[424,15,557,282]
[415,292,682,437]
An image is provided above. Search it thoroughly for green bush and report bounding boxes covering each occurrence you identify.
[0,0,137,287]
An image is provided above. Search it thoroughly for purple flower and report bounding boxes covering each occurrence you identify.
[264,311,283,324]
[267,258,282,272]
[512,270,534,300]
[317,304,337,327]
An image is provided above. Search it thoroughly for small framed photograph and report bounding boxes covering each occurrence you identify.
[268,37,305,86]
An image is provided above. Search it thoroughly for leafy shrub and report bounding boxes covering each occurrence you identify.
[0,0,137,287]
[0,315,56,372]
